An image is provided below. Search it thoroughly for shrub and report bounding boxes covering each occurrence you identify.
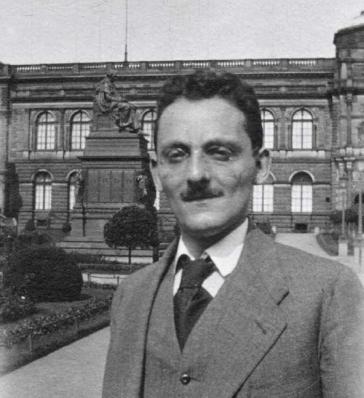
[104,205,159,264]
[330,208,359,225]
[24,219,36,232]
[0,290,36,322]
[4,247,83,302]
[62,222,72,233]
[14,231,54,250]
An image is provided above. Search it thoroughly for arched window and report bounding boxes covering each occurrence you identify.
[292,109,313,149]
[71,111,91,150]
[68,172,79,211]
[252,174,274,212]
[291,172,312,213]
[261,109,274,150]
[36,112,56,150]
[34,172,52,210]
[142,109,157,150]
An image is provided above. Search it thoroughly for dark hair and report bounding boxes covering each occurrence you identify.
[154,70,263,152]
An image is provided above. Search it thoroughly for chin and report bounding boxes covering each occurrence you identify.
[180,215,227,238]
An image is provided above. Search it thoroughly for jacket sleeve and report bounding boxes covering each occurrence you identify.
[319,266,364,398]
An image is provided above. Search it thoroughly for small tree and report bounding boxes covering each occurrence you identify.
[104,205,159,265]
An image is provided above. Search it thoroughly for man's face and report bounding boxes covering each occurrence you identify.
[152,96,268,242]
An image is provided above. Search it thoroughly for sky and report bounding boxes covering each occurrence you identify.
[0,0,362,65]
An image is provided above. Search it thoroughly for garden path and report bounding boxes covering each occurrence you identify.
[0,326,109,398]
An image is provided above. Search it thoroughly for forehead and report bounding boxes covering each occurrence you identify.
[157,97,248,146]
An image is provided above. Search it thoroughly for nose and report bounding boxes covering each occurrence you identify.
[186,152,210,184]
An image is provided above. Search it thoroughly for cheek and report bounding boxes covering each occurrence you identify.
[220,166,256,193]
[158,169,183,193]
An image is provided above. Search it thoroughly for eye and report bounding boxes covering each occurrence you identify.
[165,147,188,162]
[207,145,233,161]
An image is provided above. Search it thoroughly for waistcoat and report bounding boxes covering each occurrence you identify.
[143,260,221,398]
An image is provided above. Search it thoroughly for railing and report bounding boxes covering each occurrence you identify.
[4,58,334,77]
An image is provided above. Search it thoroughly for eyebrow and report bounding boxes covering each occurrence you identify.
[203,139,244,152]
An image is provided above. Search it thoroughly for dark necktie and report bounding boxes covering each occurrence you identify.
[174,254,215,350]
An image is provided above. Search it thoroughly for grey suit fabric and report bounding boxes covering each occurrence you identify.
[102,228,364,398]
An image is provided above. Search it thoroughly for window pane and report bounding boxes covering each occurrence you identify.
[34,173,52,210]
[253,185,263,212]
[35,185,44,209]
[292,110,313,150]
[261,110,274,150]
[71,112,90,150]
[291,184,312,213]
[291,185,302,212]
[301,185,312,212]
[263,185,274,212]
[292,124,302,149]
[69,184,76,210]
[44,185,52,209]
[36,112,56,150]
[142,110,156,150]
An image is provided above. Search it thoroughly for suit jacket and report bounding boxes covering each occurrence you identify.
[102,228,364,398]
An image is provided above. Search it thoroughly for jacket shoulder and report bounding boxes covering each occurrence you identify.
[273,240,362,292]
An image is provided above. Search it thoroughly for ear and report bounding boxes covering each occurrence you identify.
[149,152,163,192]
[255,148,271,184]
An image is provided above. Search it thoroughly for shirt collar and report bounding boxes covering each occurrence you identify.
[174,219,248,277]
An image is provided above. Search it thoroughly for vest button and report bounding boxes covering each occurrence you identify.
[180,373,191,385]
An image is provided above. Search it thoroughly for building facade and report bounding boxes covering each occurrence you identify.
[0,15,363,245]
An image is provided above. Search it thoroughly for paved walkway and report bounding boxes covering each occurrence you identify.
[0,233,363,398]
[0,327,110,398]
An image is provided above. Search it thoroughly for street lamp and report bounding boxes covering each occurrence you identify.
[339,176,348,239]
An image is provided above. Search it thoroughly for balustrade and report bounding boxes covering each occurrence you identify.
[6,57,334,77]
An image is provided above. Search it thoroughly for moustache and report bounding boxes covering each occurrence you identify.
[180,188,223,202]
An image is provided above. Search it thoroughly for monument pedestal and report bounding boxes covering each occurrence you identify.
[61,126,153,259]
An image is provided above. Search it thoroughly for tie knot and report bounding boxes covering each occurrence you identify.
[177,254,215,289]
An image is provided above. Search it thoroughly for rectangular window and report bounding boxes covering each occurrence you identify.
[253,185,273,212]
[291,185,312,212]
[263,124,274,149]
[292,125,302,149]
[301,122,312,149]
[69,184,76,210]
[35,185,52,210]
[37,125,55,150]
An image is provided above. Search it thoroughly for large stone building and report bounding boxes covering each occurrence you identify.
[0,14,363,249]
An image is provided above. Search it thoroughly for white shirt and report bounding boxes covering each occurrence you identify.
[173,219,248,297]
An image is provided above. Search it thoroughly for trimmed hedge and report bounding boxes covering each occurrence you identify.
[0,295,112,348]
[78,262,148,273]
[4,247,83,302]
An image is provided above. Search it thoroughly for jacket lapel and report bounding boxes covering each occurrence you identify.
[203,229,289,398]
[116,240,178,398]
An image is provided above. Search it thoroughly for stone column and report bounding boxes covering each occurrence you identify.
[0,82,10,213]
[345,93,353,147]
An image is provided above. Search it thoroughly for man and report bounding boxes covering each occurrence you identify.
[103,70,364,397]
